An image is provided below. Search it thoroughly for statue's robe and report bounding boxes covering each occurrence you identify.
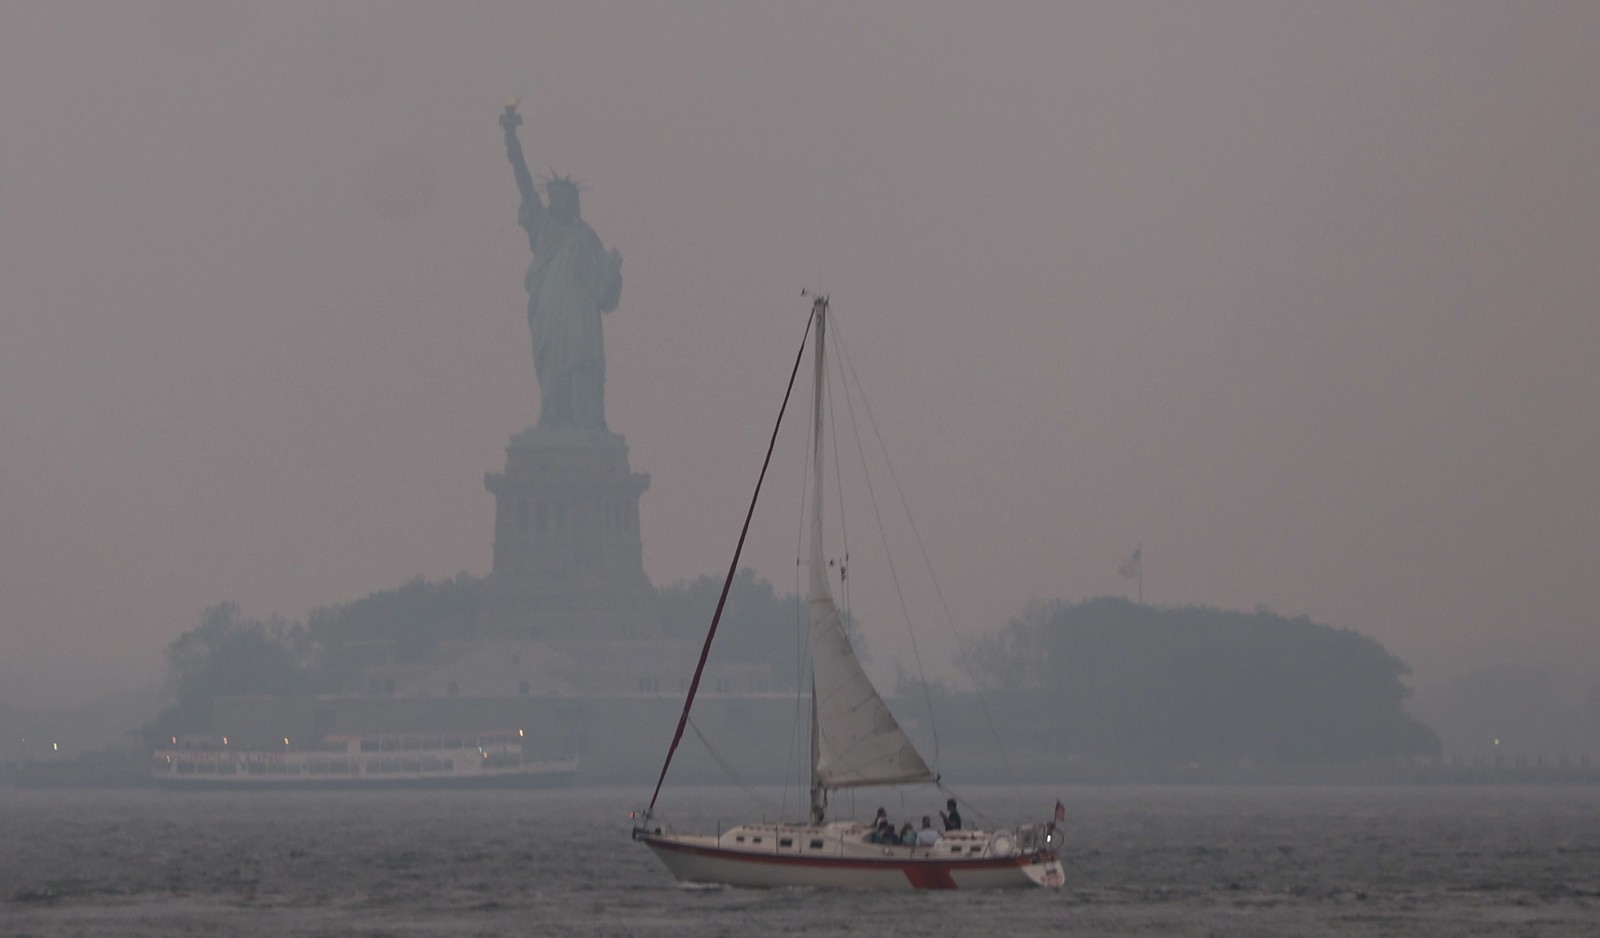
[523,213,622,431]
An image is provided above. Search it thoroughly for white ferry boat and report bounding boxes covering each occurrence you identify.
[152,730,576,789]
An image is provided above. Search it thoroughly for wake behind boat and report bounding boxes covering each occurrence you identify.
[633,296,1064,890]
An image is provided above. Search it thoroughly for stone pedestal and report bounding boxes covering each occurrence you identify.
[479,428,660,640]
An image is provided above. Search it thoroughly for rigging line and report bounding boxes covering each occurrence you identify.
[784,389,819,817]
[787,650,813,814]
[836,325,1015,777]
[835,324,1014,777]
[828,319,941,772]
[688,717,785,816]
[646,305,817,818]
[935,780,997,831]
[823,330,851,633]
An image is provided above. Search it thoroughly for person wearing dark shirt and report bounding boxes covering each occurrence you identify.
[867,807,890,842]
[939,798,962,831]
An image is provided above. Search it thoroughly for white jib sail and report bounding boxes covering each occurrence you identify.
[807,302,935,791]
[809,585,935,788]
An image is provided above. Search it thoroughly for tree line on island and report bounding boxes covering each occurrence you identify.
[144,576,1438,764]
[941,596,1437,765]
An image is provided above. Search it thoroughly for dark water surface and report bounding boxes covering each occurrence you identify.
[2,784,1597,936]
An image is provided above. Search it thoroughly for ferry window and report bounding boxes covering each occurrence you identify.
[735,836,745,843]
[779,838,793,848]
[809,840,824,850]
[752,837,762,844]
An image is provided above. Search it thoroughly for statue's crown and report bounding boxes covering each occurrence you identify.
[541,171,582,196]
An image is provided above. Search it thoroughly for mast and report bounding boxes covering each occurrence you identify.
[808,295,829,825]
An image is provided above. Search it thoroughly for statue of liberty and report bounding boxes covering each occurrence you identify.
[500,99,623,432]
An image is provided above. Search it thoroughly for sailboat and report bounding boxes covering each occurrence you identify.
[632,296,1065,890]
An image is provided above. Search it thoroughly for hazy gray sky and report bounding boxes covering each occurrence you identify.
[3,2,1596,707]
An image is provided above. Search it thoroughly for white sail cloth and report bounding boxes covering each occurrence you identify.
[808,564,935,789]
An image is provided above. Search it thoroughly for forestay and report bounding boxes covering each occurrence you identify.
[806,304,935,791]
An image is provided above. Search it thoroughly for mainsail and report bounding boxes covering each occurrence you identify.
[806,301,935,792]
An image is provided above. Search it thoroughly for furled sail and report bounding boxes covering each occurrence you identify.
[806,302,935,791]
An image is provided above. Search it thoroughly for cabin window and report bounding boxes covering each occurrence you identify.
[779,838,793,848]
[950,846,962,854]
[809,839,824,850]
[735,836,745,843]
[752,837,763,844]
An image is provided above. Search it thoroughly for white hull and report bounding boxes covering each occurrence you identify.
[637,822,1064,890]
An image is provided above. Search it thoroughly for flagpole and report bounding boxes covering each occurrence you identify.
[1119,545,1144,604]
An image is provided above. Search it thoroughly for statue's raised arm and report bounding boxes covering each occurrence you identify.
[501,98,543,237]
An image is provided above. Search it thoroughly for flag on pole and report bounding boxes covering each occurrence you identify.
[1118,547,1142,579]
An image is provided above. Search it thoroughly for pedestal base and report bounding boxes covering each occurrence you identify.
[480,428,659,640]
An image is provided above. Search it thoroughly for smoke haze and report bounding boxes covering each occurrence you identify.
[2,2,1597,707]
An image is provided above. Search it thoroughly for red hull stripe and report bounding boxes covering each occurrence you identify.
[901,863,958,889]
[645,836,1054,885]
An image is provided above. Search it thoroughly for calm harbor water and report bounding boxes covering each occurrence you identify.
[2,783,1597,936]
